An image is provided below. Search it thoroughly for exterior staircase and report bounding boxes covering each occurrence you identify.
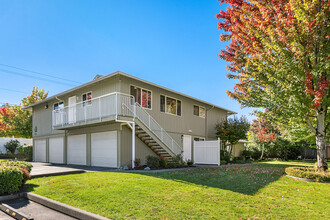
[127,103,182,160]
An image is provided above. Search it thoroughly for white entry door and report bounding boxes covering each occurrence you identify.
[67,134,86,165]
[49,137,64,164]
[183,135,192,161]
[68,96,76,124]
[91,131,117,167]
[34,139,47,162]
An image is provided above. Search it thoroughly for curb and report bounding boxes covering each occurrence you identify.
[285,174,330,183]
[0,192,26,202]
[26,193,108,220]
[31,170,85,179]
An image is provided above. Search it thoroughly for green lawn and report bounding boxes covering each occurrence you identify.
[27,161,329,219]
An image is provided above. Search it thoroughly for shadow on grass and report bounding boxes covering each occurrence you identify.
[138,164,291,195]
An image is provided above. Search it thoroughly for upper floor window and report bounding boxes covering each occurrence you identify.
[82,92,92,106]
[130,85,151,109]
[53,102,64,111]
[193,105,205,118]
[160,95,181,116]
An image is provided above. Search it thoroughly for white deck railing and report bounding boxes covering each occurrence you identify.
[52,92,182,156]
[52,92,135,127]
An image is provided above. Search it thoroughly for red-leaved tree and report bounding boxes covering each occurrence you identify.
[250,118,277,160]
[216,0,329,171]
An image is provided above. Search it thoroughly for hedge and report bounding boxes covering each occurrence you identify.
[0,160,33,172]
[285,167,330,182]
[0,165,23,195]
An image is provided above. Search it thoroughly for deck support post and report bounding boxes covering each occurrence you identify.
[132,121,135,169]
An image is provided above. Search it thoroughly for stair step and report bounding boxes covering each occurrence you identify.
[138,133,149,137]
[145,140,156,143]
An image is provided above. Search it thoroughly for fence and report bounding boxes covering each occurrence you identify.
[193,139,220,165]
[0,137,32,154]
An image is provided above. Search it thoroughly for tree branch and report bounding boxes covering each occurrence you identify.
[306,117,317,134]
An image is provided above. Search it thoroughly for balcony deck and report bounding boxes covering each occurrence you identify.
[52,93,135,130]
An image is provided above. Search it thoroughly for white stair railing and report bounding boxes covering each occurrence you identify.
[135,103,182,155]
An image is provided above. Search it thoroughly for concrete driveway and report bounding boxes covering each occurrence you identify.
[30,162,118,178]
[30,162,85,178]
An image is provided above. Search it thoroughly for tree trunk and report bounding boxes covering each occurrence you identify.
[228,144,233,156]
[259,143,265,160]
[316,133,327,172]
[316,106,328,172]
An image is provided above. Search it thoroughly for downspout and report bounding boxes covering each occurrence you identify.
[205,105,215,140]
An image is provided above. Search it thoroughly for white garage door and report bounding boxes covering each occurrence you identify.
[49,137,64,164]
[91,131,117,167]
[67,134,86,165]
[34,139,46,162]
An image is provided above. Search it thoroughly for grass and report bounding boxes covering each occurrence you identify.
[27,161,329,219]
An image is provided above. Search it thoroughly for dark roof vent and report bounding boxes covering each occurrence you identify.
[93,74,103,80]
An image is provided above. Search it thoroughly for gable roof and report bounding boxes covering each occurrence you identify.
[24,71,237,114]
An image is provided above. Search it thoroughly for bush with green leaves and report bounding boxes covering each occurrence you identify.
[285,167,329,182]
[146,155,161,169]
[0,160,32,184]
[23,145,33,161]
[4,139,21,154]
[0,165,23,195]
[159,157,168,168]
[220,160,227,165]
[0,160,33,172]
[172,154,185,167]
[242,150,252,159]
[186,159,193,166]
[220,150,231,163]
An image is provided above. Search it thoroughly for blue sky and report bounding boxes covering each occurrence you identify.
[0,0,255,120]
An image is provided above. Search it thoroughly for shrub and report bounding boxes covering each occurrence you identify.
[19,167,31,183]
[0,165,23,195]
[251,148,262,160]
[220,150,230,163]
[285,167,330,182]
[186,159,194,167]
[134,158,141,168]
[220,160,227,165]
[159,157,168,168]
[242,150,252,159]
[23,145,33,161]
[4,140,21,154]
[146,155,161,169]
[172,154,185,167]
[0,160,33,172]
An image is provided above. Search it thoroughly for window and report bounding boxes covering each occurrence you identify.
[194,137,205,141]
[160,95,181,116]
[82,92,92,106]
[193,105,205,118]
[130,86,151,109]
[53,102,64,111]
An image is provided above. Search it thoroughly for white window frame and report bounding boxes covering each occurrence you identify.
[130,85,152,110]
[53,101,64,111]
[160,94,182,117]
[82,91,92,107]
[193,104,206,118]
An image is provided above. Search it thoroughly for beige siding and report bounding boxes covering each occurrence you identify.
[120,126,158,167]
[119,76,221,140]
[232,142,246,157]
[206,108,227,139]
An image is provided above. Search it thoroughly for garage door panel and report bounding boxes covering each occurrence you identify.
[67,134,86,165]
[49,137,64,164]
[91,131,117,167]
[35,139,46,162]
